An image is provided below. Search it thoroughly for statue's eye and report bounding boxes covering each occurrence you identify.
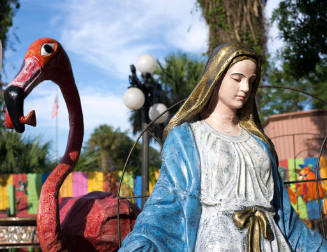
[231,77,241,82]
[41,43,55,56]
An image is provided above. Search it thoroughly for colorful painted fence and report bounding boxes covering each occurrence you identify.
[6,159,326,220]
[280,156,327,220]
[0,171,134,217]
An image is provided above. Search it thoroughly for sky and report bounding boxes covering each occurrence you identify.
[2,0,281,160]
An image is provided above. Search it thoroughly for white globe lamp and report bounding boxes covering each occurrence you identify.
[136,54,156,74]
[149,103,169,124]
[123,87,145,110]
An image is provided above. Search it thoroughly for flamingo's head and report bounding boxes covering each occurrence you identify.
[4,38,71,133]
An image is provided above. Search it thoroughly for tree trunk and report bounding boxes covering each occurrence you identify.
[197,0,267,56]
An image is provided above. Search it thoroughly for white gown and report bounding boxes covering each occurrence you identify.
[191,120,291,251]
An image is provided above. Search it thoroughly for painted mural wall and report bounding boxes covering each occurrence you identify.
[0,171,136,217]
[279,156,327,224]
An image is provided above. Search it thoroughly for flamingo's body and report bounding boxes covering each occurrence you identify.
[59,191,139,252]
[4,38,140,252]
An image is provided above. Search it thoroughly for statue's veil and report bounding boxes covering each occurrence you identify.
[163,42,277,160]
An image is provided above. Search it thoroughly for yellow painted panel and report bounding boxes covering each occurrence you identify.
[320,157,327,191]
[59,173,73,198]
[323,198,327,215]
[88,172,103,192]
[0,175,13,210]
[149,169,161,194]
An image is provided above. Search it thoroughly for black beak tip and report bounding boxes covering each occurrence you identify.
[4,85,25,133]
[15,125,25,133]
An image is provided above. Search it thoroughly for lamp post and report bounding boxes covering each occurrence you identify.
[123,54,168,208]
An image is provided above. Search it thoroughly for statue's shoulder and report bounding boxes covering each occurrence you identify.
[167,122,192,138]
[164,123,196,150]
[164,122,198,158]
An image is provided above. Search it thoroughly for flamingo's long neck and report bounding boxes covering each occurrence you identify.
[37,71,84,252]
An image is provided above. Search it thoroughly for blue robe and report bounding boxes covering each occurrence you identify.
[119,123,327,251]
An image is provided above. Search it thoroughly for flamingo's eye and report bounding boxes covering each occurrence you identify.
[41,43,55,56]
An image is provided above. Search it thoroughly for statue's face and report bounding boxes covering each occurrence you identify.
[218,59,257,111]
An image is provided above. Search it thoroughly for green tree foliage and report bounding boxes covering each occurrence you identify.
[260,62,309,119]
[271,0,327,79]
[75,124,161,176]
[0,131,53,174]
[0,0,20,49]
[129,53,205,140]
[265,0,327,114]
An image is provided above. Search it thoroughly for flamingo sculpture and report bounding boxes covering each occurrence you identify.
[4,38,140,252]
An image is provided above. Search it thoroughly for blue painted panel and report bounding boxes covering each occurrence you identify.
[42,172,50,185]
[304,157,318,174]
[134,176,142,209]
[307,200,323,219]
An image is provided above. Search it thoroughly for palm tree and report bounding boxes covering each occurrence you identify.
[129,53,205,141]
[78,124,161,175]
[0,131,53,173]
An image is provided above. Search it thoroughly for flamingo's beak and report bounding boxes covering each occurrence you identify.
[4,86,25,133]
[4,57,41,133]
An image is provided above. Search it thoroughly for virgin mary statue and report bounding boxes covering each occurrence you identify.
[119,42,327,251]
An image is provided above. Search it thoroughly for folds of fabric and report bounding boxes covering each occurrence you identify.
[120,123,201,251]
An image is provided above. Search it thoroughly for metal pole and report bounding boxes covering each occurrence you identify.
[141,109,149,208]
[55,89,59,160]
